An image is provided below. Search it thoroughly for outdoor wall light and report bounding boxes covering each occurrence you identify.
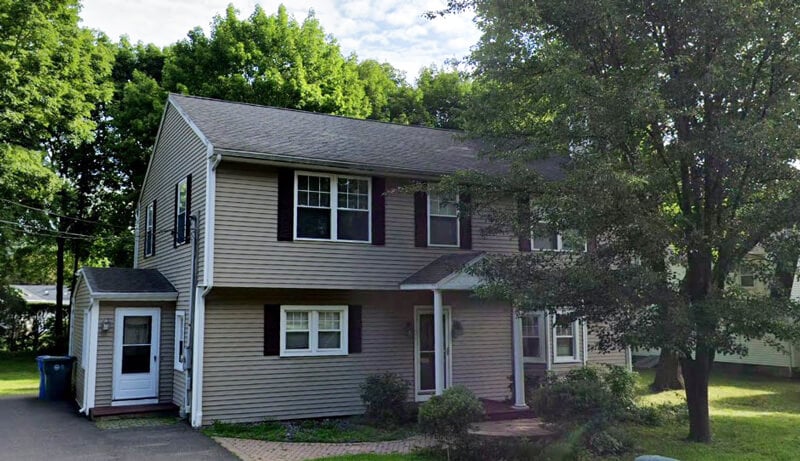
[101,319,111,332]
[403,322,413,338]
[452,320,464,339]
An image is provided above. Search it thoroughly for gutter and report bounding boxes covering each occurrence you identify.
[189,145,220,427]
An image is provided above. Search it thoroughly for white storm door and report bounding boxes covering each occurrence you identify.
[414,307,452,400]
[113,308,160,402]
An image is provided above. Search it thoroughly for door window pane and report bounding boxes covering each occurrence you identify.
[123,316,151,345]
[419,352,435,391]
[122,345,151,374]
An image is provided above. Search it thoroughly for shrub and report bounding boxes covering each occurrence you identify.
[418,385,484,454]
[359,372,411,426]
[530,366,638,425]
[585,427,633,456]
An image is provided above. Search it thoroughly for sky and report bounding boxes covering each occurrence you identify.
[79,0,482,81]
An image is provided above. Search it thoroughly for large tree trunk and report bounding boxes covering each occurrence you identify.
[54,235,65,353]
[652,348,684,391]
[681,348,713,443]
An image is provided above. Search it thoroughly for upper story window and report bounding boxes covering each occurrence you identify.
[553,316,580,363]
[532,226,587,252]
[521,311,544,362]
[428,193,459,247]
[295,172,371,242]
[144,201,155,257]
[175,176,190,246]
[280,305,349,357]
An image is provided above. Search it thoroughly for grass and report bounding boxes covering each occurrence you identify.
[619,369,800,461]
[0,352,39,396]
[203,418,417,443]
[309,456,434,461]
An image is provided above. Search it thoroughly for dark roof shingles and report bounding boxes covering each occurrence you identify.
[169,94,563,178]
[401,252,484,286]
[82,268,177,294]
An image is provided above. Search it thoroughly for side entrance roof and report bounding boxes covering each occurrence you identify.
[79,268,178,302]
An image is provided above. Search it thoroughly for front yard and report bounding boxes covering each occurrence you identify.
[0,352,39,396]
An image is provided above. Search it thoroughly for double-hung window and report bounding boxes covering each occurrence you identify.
[295,172,370,242]
[521,311,544,362]
[740,271,755,288]
[175,176,189,245]
[553,316,580,362]
[280,306,348,357]
[428,193,459,247]
[144,201,155,257]
[532,226,587,252]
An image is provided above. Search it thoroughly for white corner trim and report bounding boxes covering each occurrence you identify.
[203,145,219,288]
[190,287,206,428]
[85,299,100,414]
[545,315,552,371]
[91,292,179,302]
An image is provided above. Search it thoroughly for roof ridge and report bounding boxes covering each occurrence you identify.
[168,92,468,135]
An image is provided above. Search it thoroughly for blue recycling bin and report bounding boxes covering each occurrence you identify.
[36,356,75,401]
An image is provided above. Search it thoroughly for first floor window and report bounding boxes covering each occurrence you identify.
[280,306,348,356]
[521,311,544,361]
[428,193,459,246]
[174,311,186,371]
[295,173,370,242]
[553,316,579,362]
[144,201,155,257]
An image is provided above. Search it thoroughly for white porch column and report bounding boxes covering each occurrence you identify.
[512,308,528,409]
[433,289,445,395]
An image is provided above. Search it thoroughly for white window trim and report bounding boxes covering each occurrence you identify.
[174,311,186,371]
[81,309,90,369]
[427,193,460,248]
[144,202,155,257]
[293,171,372,243]
[521,311,546,363]
[552,315,581,363]
[279,305,349,357]
[532,227,588,252]
[175,176,189,245]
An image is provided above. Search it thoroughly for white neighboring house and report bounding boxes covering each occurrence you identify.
[8,285,70,341]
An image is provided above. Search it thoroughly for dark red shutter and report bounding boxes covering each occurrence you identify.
[264,304,280,356]
[371,177,386,245]
[414,191,428,247]
[348,305,362,353]
[459,193,472,250]
[185,174,192,243]
[518,237,532,252]
[277,168,294,241]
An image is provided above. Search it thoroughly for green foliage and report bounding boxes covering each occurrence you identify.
[585,426,633,456]
[203,417,415,443]
[417,385,484,450]
[530,366,637,424]
[417,66,472,129]
[359,372,412,426]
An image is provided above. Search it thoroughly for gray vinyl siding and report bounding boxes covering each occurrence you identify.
[446,292,512,400]
[586,331,628,368]
[94,302,176,407]
[213,164,518,290]
[137,102,207,407]
[72,279,90,408]
[201,288,514,424]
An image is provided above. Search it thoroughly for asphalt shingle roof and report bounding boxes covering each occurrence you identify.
[169,94,564,178]
[81,268,177,294]
[401,252,485,286]
[10,285,70,305]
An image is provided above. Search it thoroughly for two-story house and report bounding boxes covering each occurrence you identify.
[68,94,630,427]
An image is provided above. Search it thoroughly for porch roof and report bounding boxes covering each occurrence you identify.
[399,252,485,291]
[80,268,178,302]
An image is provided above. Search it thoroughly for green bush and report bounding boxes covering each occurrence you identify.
[418,385,484,450]
[585,427,633,456]
[530,366,637,425]
[359,372,411,426]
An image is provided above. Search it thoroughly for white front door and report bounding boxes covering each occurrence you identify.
[414,306,452,401]
[113,308,160,403]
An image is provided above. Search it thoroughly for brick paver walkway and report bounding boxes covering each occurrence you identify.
[214,436,433,461]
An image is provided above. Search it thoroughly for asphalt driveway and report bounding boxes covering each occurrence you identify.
[0,396,237,461]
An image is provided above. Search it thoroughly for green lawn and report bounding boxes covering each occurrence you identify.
[622,370,800,461]
[0,352,39,396]
[310,456,433,461]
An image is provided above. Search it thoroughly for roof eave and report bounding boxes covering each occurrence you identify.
[90,292,179,302]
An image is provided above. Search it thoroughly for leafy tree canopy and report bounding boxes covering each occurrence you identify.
[436,0,800,443]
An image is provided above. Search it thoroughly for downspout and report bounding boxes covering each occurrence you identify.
[189,147,221,427]
[184,214,199,416]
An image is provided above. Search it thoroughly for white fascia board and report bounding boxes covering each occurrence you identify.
[399,283,438,291]
[91,292,179,302]
[86,299,100,413]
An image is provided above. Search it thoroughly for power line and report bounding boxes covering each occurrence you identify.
[0,223,96,241]
[0,198,130,231]
[0,219,96,240]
